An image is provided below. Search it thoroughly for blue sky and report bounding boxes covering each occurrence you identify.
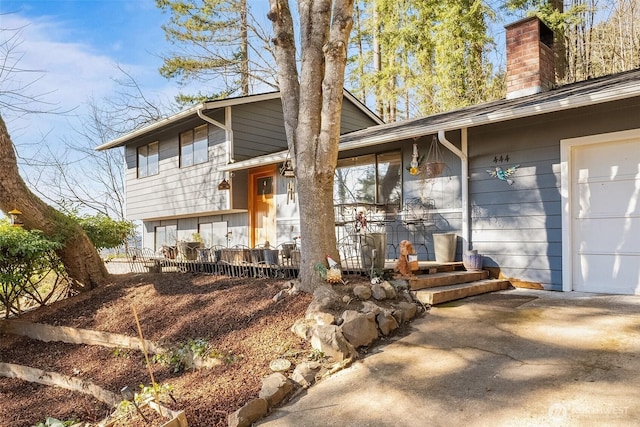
[1,0,194,156]
[1,1,511,162]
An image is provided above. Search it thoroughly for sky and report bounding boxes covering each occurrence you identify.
[0,0,510,159]
[1,0,197,157]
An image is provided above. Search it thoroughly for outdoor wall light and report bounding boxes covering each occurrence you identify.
[8,209,23,227]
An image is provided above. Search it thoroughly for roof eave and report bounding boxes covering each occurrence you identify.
[94,103,205,151]
[220,79,640,171]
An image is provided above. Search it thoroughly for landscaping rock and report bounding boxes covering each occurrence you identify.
[380,281,397,299]
[306,285,339,317]
[272,289,287,302]
[228,398,268,427]
[291,361,321,388]
[310,325,356,361]
[353,285,372,300]
[311,311,335,326]
[371,283,387,300]
[398,290,414,303]
[259,373,295,407]
[340,310,379,348]
[376,311,399,336]
[393,301,418,323]
[360,301,383,315]
[390,279,410,291]
[291,318,317,340]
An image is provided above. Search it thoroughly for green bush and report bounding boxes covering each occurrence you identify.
[74,214,135,250]
[0,220,68,318]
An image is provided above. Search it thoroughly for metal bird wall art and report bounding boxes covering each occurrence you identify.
[486,164,520,185]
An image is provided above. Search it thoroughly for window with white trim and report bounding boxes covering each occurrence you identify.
[180,124,208,167]
[137,141,159,178]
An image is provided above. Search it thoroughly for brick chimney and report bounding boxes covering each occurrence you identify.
[505,16,555,99]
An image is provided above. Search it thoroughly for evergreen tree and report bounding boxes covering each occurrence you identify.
[157,0,277,103]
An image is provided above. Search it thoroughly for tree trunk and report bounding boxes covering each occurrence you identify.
[0,115,108,291]
[269,0,353,292]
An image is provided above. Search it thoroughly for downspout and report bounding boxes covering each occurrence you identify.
[198,106,235,211]
[197,106,235,164]
[437,129,470,251]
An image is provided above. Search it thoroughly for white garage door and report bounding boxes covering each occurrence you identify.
[572,137,640,294]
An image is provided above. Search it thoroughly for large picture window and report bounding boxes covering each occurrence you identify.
[180,124,208,167]
[137,141,159,178]
[334,151,402,206]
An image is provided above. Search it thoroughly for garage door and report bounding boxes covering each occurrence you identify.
[572,137,640,294]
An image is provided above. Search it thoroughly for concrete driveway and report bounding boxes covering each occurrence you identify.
[259,289,640,427]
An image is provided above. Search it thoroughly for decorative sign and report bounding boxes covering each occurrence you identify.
[486,164,520,185]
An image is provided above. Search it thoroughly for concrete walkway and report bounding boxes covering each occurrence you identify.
[259,289,640,427]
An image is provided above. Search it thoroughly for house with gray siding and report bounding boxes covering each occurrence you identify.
[213,16,640,295]
[100,16,640,295]
[330,17,639,295]
[96,90,383,253]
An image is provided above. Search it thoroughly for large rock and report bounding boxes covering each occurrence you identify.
[380,281,397,299]
[398,289,414,303]
[310,311,335,326]
[291,361,321,388]
[259,373,295,407]
[310,325,356,361]
[370,283,387,300]
[360,301,383,315]
[228,398,268,427]
[353,285,372,300]
[390,279,409,291]
[306,285,339,318]
[376,311,399,335]
[340,310,379,348]
[393,301,418,324]
[291,318,317,340]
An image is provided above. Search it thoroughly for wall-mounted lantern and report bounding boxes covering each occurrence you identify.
[8,209,23,227]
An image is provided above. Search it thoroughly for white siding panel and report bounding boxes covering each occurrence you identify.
[126,137,231,220]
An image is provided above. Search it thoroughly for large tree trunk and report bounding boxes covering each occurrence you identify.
[269,0,353,292]
[0,115,108,291]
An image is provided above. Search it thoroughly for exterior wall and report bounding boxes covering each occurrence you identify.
[340,99,381,132]
[469,97,640,290]
[401,133,464,260]
[229,97,379,162]
[126,119,248,221]
[231,99,288,161]
[125,96,378,223]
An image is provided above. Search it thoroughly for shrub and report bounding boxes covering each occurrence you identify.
[0,220,69,318]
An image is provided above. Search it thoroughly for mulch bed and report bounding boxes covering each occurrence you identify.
[0,273,315,427]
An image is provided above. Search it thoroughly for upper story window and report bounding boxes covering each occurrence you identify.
[180,124,209,167]
[137,141,159,178]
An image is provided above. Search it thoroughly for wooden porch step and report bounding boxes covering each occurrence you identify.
[414,279,511,305]
[408,270,489,290]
